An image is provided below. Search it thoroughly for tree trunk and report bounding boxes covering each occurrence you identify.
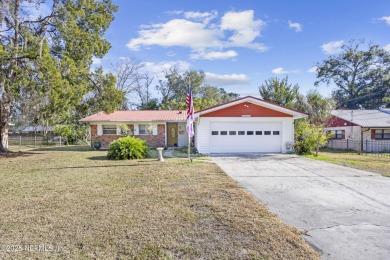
[0,91,11,153]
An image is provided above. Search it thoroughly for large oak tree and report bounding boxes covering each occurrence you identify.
[0,0,118,152]
[315,40,390,109]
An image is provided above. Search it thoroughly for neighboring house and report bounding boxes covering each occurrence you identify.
[326,110,390,152]
[80,96,307,153]
[20,125,54,135]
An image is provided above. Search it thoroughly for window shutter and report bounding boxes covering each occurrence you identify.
[342,130,345,139]
[97,124,102,136]
[371,129,375,140]
[134,124,139,135]
[153,124,158,135]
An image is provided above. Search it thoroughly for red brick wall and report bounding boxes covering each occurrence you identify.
[202,102,293,117]
[134,124,165,148]
[90,124,166,149]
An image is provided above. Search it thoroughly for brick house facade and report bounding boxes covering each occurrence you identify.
[81,110,189,150]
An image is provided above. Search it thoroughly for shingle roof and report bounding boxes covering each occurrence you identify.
[80,110,187,122]
[331,110,390,127]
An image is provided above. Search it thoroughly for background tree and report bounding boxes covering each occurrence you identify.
[259,76,300,109]
[0,0,118,152]
[315,39,390,109]
[157,67,239,110]
[294,90,335,156]
[111,57,145,109]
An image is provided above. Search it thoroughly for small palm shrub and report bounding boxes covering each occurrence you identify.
[107,137,149,160]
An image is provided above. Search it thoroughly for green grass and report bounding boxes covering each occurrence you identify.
[172,150,209,159]
[303,151,390,177]
[0,146,318,259]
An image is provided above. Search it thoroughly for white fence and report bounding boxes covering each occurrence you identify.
[326,139,390,154]
[8,135,64,148]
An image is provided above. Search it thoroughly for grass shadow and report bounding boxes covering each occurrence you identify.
[32,145,91,152]
[50,163,152,170]
[0,150,41,158]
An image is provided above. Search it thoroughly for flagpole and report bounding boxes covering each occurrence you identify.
[188,78,191,162]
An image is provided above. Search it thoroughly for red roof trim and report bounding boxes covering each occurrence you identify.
[194,96,308,115]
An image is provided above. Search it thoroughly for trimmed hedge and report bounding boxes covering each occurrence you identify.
[107,137,149,160]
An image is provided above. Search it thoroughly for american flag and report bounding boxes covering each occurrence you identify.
[186,85,194,137]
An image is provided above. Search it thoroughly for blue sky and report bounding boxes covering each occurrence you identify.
[95,0,390,98]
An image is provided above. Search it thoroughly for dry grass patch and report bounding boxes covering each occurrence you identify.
[1,146,318,259]
[303,151,390,177]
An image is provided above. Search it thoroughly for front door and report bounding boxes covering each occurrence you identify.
[167,123,178,147]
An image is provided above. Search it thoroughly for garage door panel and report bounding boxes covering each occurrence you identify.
[210,122,282,153]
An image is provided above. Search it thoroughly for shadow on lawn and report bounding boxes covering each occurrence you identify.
[50,163,151,170]
[0,150,40,158]
[32,145,91,152]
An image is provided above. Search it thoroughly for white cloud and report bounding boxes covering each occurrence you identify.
[205,72,250,86]
[288,20,302,32]
[220,10,266,51]
[127,19,223,51]
[307,66,317,73]
[384,44,390,52]
[92,57,102,65]
[190,50,238,60]
[272,68,288,74]
[321,40,344,54]
[380,16,390,26]
[142,60,191,75]
[272,67,299,74]
[127,10,267,56]
[184,11,218,24]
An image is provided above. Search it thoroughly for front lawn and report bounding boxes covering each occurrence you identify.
[0,146,318,259]
[303,151,390,177]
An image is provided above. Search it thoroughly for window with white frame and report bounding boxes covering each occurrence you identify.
[329,130,344,139]
[138,124,147,135]
[102,125,117,135]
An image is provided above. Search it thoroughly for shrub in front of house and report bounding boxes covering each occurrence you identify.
[107,137,149,160]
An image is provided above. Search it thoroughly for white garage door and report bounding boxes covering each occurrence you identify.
[209,122,282,153]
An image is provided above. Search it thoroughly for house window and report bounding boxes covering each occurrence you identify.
[220,131,228,135]
[238,131,245,135]
[329,130,344,139]
[229,131,236,135]
[273,131,280,135]
[264,131,271,135]
[102,125,117,135]
[211,131,218,135]
[375,129,390,139]
[139,124,147,135]
[247,131,254,135]
[256,131,262,135]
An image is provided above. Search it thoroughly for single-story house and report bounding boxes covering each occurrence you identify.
[80,96,307,153]
[326,109,390,152]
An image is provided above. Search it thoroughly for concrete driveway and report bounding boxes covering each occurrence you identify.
[211,154,390,260]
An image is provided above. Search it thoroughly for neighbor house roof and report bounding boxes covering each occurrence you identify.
[80,110,187,122]
[331,110,390,127]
